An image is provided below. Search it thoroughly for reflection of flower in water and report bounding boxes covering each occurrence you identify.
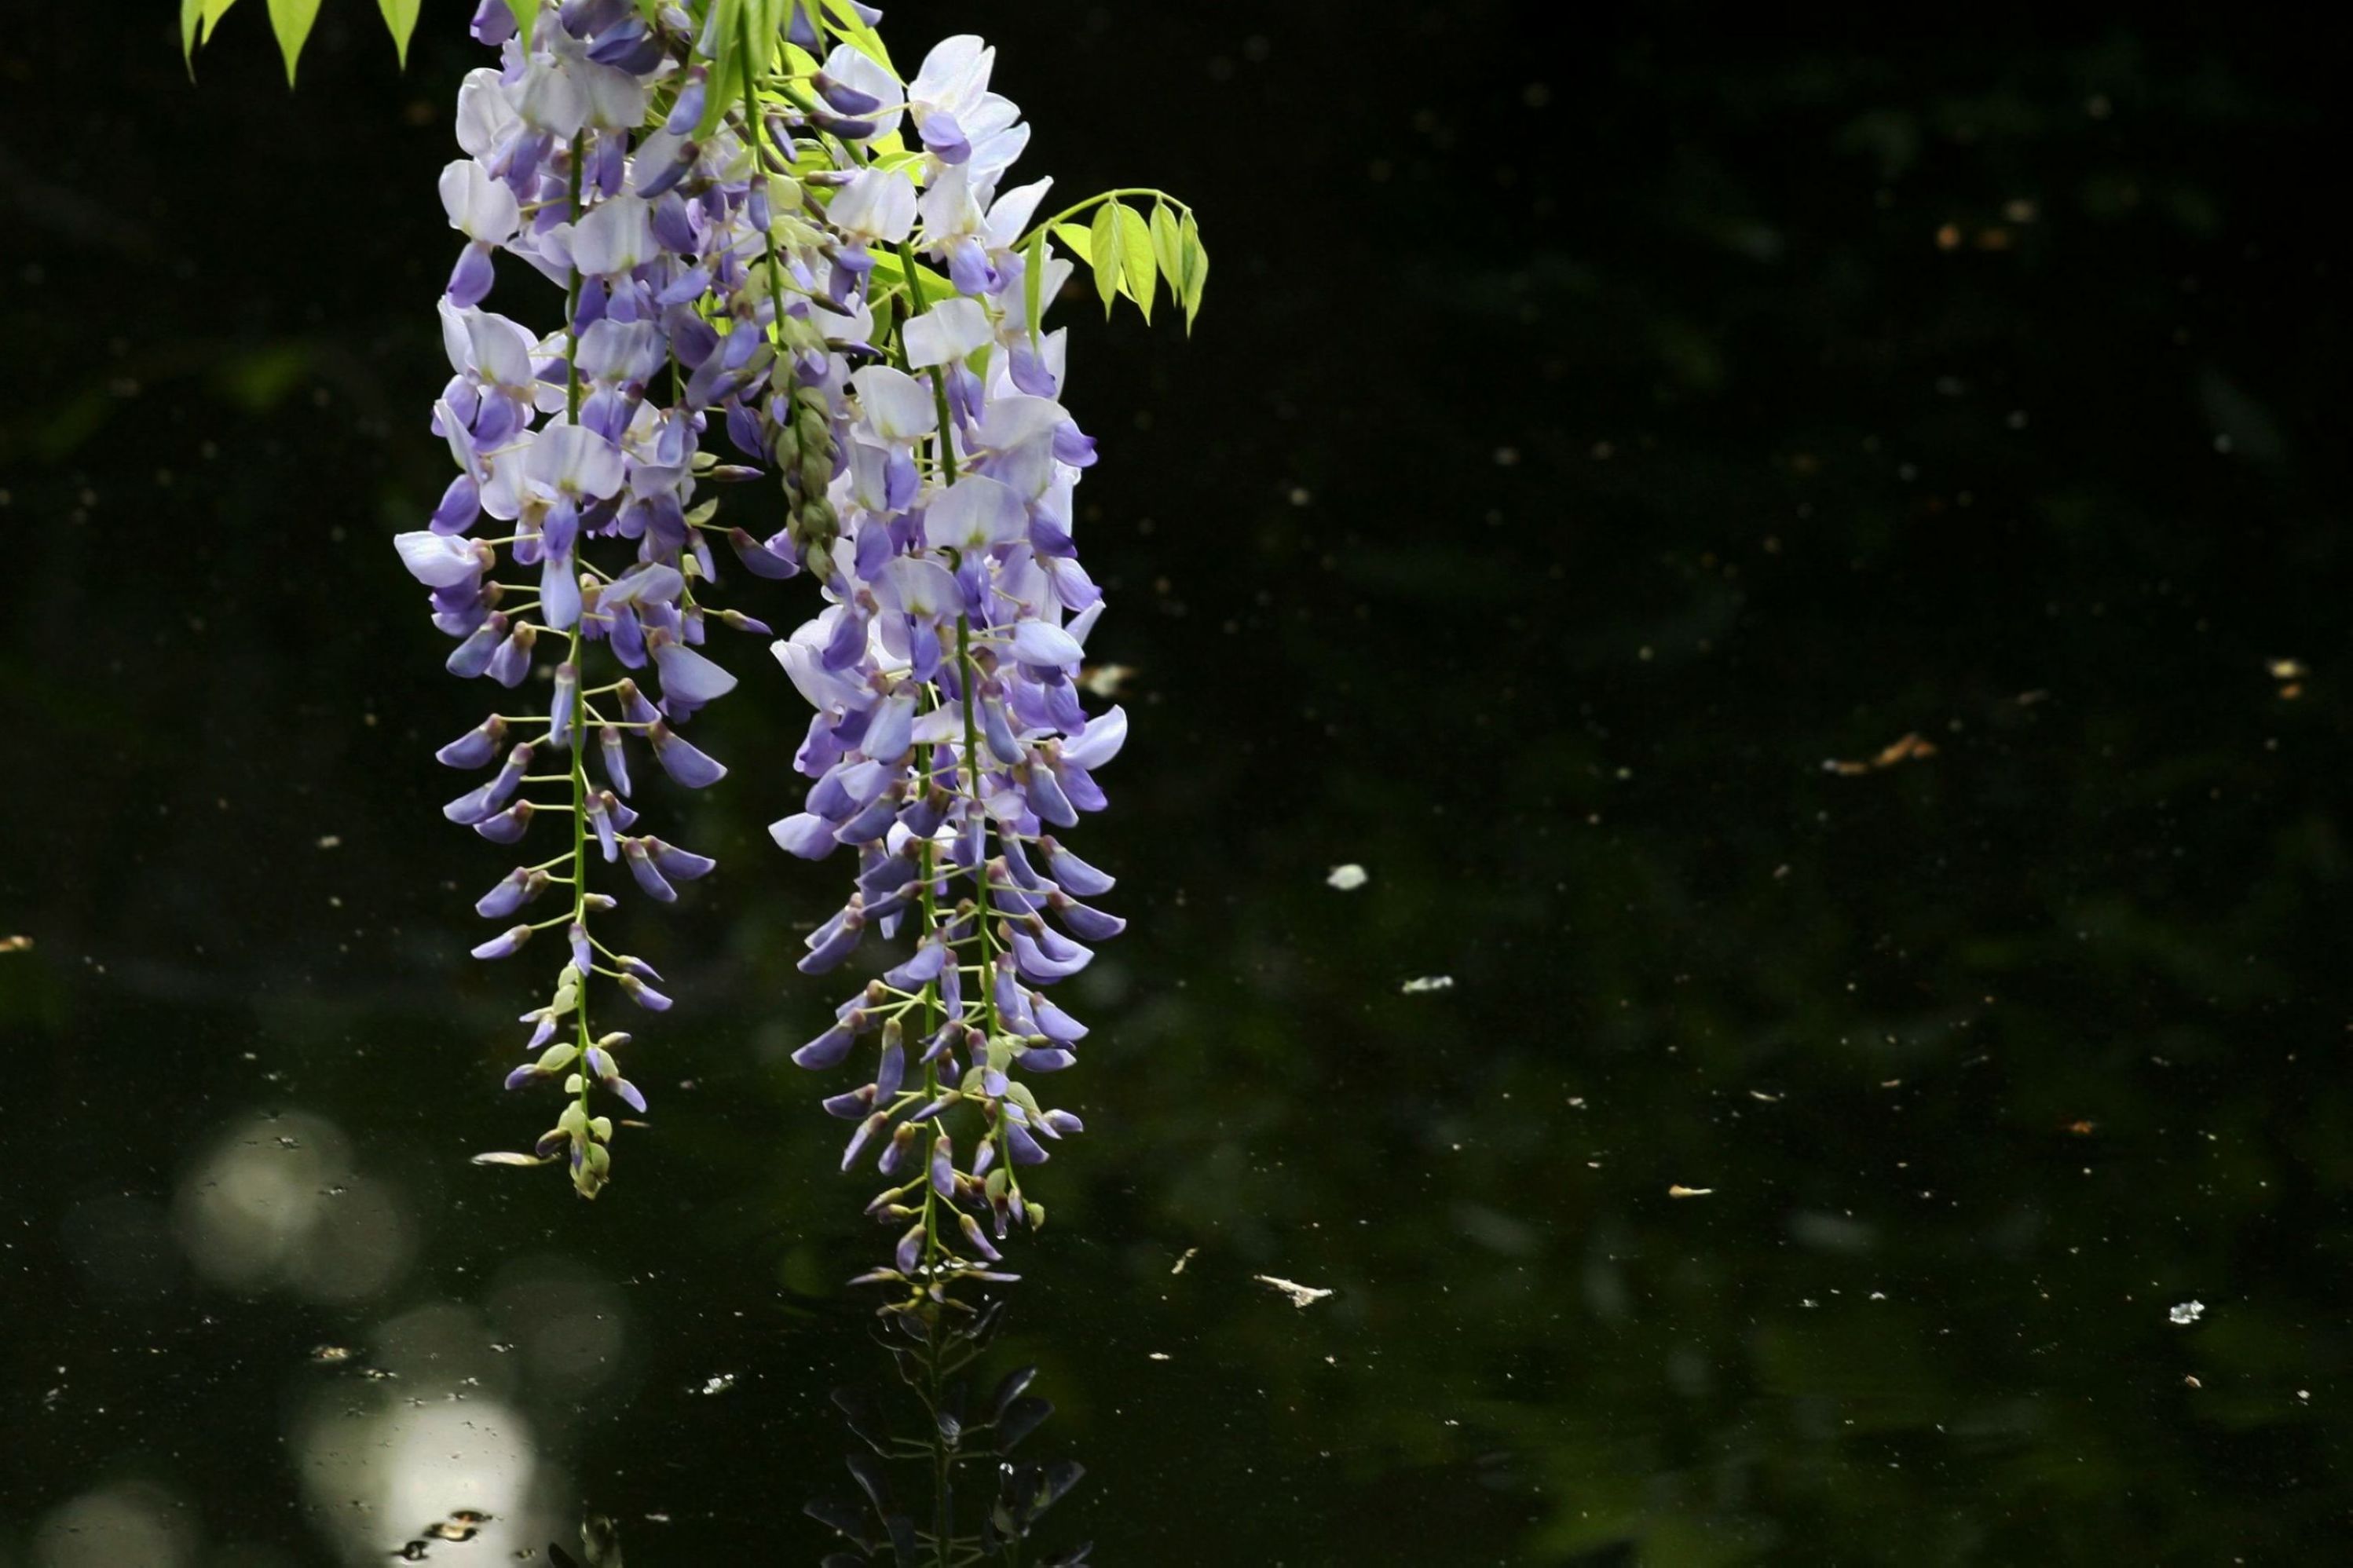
[170,1110,415,1303]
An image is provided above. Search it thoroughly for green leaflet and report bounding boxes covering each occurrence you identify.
[696,0,745,139]
[865,248,956,302]
[265,0,321,86]
[1179,209,1209,332]
[1150,201,1184,293]
[1023,228,1046,349]
[1088,203,1121,315]
[1114,203,1156,323]
[820,0,897,73]
[502,0,536,48]
[186,0,423,73]
[1051,223,1093,265]
[192,0,240,62]
[376,0,420,68]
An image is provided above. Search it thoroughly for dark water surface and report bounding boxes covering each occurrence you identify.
[5,2,2351,1562]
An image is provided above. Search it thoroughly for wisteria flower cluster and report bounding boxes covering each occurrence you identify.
[382,1,1205,1290]
[746,19,1198,1312]
[397,0,797,1197]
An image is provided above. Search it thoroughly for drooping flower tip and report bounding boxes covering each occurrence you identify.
[619,973,672,1011]
[648,720,728,788]
[471,925,533,961]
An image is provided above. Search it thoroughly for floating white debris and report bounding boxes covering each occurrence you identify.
[1667,1185,1713,1198]
[1400,975,1454,995]
[1327,864,1369,891]
[2169,1300,2205,1326]
[1254,1274,1333,1309]
[1171,1247,1199,1276]
[699,1373,736,1395]
[1147,1352,1172,1361]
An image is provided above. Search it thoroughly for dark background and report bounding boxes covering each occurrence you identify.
[4,0,2351,1562]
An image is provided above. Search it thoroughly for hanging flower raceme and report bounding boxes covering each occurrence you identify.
[707,16,1200,1312]
[392,2,1206,1252]
[400,0,815,1198]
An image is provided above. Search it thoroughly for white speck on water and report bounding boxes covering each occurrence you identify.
[1326,863,1369,891]
[2169,1299,2205,1325]
[1255,1274,1334,1309]
[699,1373,736,1395]
[1400,975,1454,995]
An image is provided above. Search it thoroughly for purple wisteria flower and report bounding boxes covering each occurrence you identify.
[732,28,1151,1310]
[401,2,1204,1248]
[402,0,810,1198]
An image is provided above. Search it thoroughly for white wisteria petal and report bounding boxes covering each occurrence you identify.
[850,367,939,441]
[904,297,994,368]
[440,160,520,243]
[829,167,917,245]
[923,474,1026,554]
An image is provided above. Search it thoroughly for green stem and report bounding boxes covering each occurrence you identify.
[895,238,957,465]
[738,5,792,334]
[1015,188,1192,250]
[565,134,595,1156]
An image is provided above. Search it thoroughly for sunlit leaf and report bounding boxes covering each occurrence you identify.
[821,0,897,74]
[502,0,536,48]
[265,0,323,82]
[200,0,240,46]
[1114,202,1156,323]
[180,0,205,67]
[376,0,420,68]
[1179,209,1209,332]
[1050,223,1092,265]
[1150,201,1184,292]
[1088,202,1122,316]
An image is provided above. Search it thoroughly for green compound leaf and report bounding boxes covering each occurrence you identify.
[1114,201,1156,323]
[1179,209,1209,332]
[1088,202,1122,316]
[1150,200,1184,293]
[377,0,421,68]
[265,0,322,86]
[1050,222,1093,265]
